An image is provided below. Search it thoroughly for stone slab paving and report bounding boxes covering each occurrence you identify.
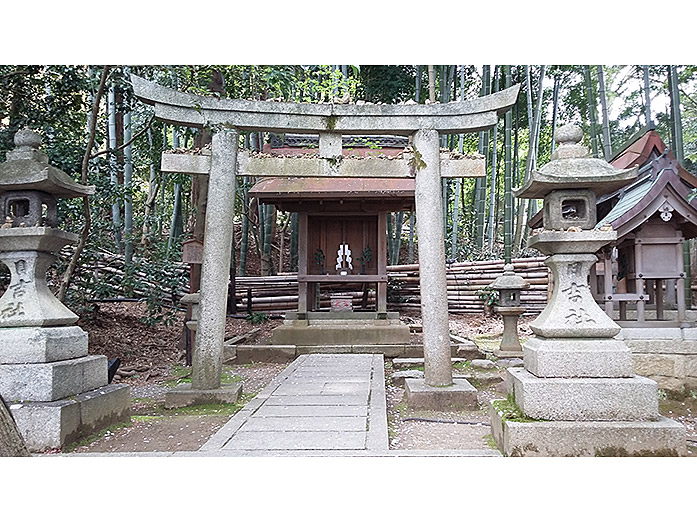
[201,353,390,455]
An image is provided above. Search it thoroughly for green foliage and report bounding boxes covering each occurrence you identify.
[246,311,268,325]
[477,286,498,307]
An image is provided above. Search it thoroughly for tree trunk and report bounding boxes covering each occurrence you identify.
[550,73,560,154]
[57,66,109,303]
[474,65,490,250]
[584,65,599,158]
[486,67,500,250]
[108,84,123,251]
[514,65,546,254]
[669,65,690,306]
[0,395,30,457]
[415,65,422,103]
[428,65,436,103]
[141,126,159,245]
[123,109,133,264]
[503,65,513,263]
[597,65,612,160]
[643,65,652,125]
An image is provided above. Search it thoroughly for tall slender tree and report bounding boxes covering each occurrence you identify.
[474,65,490,250]
[584,65,600,157]
[123,108,134,264]
[503,65,513,263]
[643,65,652,125]
[597,65,612,160]
[486,66,500,250]
[107,82,122,251]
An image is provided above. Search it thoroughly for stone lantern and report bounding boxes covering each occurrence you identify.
[489,124,686,456]
[490,264,529,358]
[0,129,130,451]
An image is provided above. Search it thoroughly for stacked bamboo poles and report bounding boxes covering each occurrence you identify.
[387,257,548,313]
[61,249,548,314]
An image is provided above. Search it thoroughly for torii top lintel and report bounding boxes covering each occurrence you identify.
[131,74,520,136]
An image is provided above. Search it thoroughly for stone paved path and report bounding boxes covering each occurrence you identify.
[60,353,501,457]
[201,353,388,455]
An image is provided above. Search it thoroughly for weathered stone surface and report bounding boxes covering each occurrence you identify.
[131,74,520,135]
[234,345,297,363]
[524,337,633,377]
[192,130,238,390]
[404,378,478,410]
[0,325,88,363]
[632,353,680,378]
[490,401,685,457]
[496,358,524,368]
[391,369,424,386]
[508,367,659,421]
[392,357,468,369]
[414,129,452,387]
[529,254,621,338]
[271,322,410,346]
[0,248,79,327]
[0,355,107,402]
[10,383,130,452]
[0,129,95,198]
[471,359,496,369]
[164,382,241,409]
[223,430,367,451]
[238,416,366,432]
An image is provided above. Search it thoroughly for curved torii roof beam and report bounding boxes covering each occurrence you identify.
[131,74,520,135]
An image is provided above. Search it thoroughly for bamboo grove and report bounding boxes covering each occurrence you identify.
[0,65,695,317]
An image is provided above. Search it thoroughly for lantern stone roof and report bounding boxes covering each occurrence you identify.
[516,124,637,200]
[0,129,95,198]
[490,264,530,290]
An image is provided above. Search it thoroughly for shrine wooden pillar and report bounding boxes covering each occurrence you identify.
[297,211,309,318]
[377,211,387,317]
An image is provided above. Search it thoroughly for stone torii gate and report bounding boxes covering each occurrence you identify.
[132,74,519,407]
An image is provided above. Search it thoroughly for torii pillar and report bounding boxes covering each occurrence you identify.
[165,129,242,408]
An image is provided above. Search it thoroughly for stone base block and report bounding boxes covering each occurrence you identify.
[494,348,524,359]
[508,367,659,421]
[164,383,242,409]
[0,325,88,364]
[0,355,108,402]
[524,337,633,377]
[404,378,478,410]
[9,383,131,452]
[490,402,686,457]
[271,322,410,346]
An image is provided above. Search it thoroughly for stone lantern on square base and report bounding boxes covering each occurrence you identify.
[0,130,130,451]
[491,264,529,358]
[489,124,686,456]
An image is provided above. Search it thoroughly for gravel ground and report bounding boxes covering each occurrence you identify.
[386,360,507,451]
[66,362,287,454]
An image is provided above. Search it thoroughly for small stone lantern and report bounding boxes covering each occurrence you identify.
[0,129,130,451]
[490,264,529,357]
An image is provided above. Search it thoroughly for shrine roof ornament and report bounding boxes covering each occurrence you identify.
[130,74,520,135]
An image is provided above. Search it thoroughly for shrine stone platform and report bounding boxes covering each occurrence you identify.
[269,311,411,346]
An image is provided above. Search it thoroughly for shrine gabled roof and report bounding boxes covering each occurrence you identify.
[610,129,697,187]
[249,177,415,201]
[596,166,697,240]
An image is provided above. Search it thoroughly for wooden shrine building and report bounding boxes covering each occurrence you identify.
[593,126,697,327]
[249,172,414,318]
